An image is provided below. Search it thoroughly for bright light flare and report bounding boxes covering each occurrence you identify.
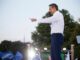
[27,48,36,60]
[44,47,48,51]
[63,47,66,51]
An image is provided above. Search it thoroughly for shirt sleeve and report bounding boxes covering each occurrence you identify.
[38,15,57,24]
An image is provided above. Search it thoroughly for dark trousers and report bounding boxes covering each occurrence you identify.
[51,33,64,60]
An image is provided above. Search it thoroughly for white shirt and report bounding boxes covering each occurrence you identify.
[38,11,64,34]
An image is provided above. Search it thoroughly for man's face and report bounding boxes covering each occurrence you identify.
[49,6,56,14]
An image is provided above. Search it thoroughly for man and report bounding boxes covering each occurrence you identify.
[30,3,64,60]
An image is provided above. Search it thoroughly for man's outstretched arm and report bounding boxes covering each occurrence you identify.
[30,16,56,24]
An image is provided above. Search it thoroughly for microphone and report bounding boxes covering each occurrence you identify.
[43,12,53,19]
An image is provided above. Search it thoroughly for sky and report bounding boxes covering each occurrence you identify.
[0,0,80,43]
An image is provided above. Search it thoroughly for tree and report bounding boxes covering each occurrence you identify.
[32,9,80,58]
[0,40,12,51]
[32,12,52,49]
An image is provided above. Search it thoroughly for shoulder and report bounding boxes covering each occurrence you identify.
[53,11,63,17]
[56,11,63,15]
[57,11,64,18]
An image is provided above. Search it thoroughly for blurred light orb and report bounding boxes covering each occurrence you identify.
[63,47,66,51]
[44,47,48,51]
[35,48,38,51]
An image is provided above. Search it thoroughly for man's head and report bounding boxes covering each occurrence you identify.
[49,3,58,14]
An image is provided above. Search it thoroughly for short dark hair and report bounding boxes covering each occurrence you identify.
[49,3,58,10]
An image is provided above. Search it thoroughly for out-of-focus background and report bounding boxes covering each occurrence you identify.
[0,0,80,60]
